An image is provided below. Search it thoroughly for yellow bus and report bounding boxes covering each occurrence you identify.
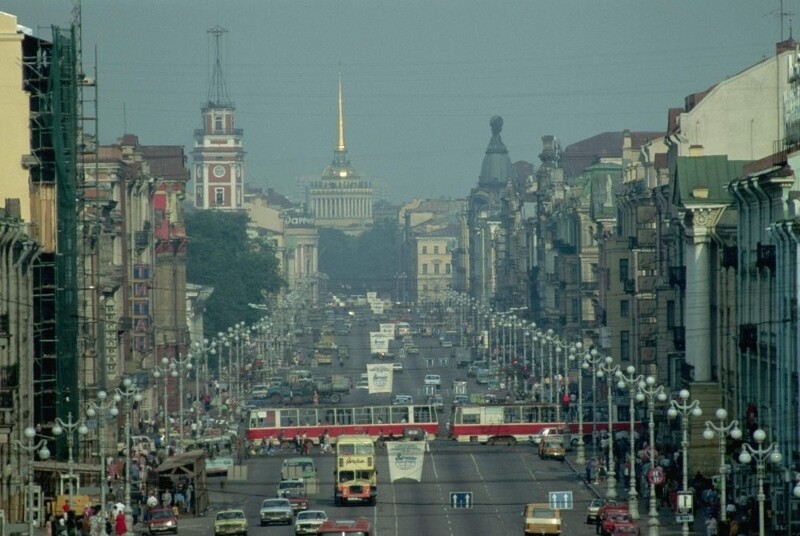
[334,434,376,506]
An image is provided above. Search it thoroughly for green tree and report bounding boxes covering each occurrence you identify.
[185,209,284,338]
[318,219,399,296]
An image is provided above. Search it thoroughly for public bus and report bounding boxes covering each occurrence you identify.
[448,403,630,445]
[334,435,376,505]
[317,517,372,536]
[245,404,439,444]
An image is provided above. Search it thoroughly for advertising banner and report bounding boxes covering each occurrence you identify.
[369,332,389,354]
[385,441,426,482]
[366,363,393,394]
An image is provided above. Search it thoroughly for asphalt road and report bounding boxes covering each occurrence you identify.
[168,311,703,535]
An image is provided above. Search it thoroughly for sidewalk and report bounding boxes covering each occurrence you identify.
[565,451,705,535]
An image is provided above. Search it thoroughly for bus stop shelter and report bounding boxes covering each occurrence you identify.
[154,449,209,514]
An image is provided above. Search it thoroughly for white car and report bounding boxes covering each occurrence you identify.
[424,374,441,387]
[294,510,328,535]
[392,394,414,405]
[355,379,369,390]
[392,362,404,372]
[260,497,293,526]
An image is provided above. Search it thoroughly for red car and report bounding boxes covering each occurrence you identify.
[601,511,634,536]
[613,522,641,535]
[595,506,629,534]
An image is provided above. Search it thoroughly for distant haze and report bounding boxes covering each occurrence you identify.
[4,0,791,202]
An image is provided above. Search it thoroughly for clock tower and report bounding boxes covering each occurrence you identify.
[192,26,245,210]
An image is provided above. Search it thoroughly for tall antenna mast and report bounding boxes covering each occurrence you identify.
[338,66,346,152]
[207,25,231,106]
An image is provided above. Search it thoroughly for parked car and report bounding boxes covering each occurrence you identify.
[424,374,441,386]
[392,394,414,405]
[427,394,444,410]
[147,507,178,534]
[259,498,293,526]
[294,510,328,536]
[586,499,618,524]
[214,509,248,536]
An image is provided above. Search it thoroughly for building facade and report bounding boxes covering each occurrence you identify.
[192,27,245,210]
[306,74,373,235]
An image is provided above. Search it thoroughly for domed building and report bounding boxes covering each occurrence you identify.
[305,73,373,235]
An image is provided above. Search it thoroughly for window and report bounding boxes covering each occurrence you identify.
[620,300,630,317]
[421,245,428,254]
[620,330,630,362]
[434,245,440,254]
[422,264,428,274]
[446,263,451,274]
[214,188,225,206]
[571,298,580,322]
[619,258,629,282]
[434,264,440,274]
[214,115,223,132]
[667,300,675,328]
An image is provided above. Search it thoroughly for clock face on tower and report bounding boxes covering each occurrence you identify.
[213,165,226,178]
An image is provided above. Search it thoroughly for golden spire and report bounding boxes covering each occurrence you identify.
[337,68,346,151]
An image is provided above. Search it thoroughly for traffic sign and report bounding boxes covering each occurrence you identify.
[450,491,473,509]
[676,514,694,523]
[677,491,693,514]
[548,491,573,510]
[647,466,665,485]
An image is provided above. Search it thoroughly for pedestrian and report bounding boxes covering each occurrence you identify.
[174,487,185,515]
[114,511,126,536]
[185,483,194,515]
[705,515,718,536]
[161,488,173,508]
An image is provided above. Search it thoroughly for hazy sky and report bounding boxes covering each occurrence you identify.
[4,1,794,203]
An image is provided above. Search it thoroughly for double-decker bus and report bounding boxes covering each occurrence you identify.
[317,517,372,535]
[335,435,376,505]
[245,404,438,444]
[449,403,630,445]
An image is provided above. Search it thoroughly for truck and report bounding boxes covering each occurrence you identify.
[262,375,350,405]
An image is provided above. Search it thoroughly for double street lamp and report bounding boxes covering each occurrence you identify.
[52,412,89,507]
[616,365,643,519]
[667,389,702,536]
[86,391,119,522]
[583,349,606,456]
[597,355,620,499]
[702,409,741,524]
[14,426,51,536]
[115,377,142,524]
[165,354,194,440]
[738,429,782,536]
[568,347,587,465]
[635,376,667,536]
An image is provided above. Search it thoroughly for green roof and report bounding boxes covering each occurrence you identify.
[673,156,748,206]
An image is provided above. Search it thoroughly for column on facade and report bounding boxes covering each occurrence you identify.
[685,222,712,382]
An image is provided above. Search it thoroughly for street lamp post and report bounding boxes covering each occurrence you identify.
[584,349,605,456]
[52,412,89,507]
[636,375,667,536]
[192,338,217,398]
[738,429,782,536]
[567,345,586,465]
[616,365,643,519]
[168,354,194,440]
[115,377,143,527]
[86,391,119,522]
[152,361,172,446]
[702,409,742,524]
[667,389,703,536]
[597,355,620,498]
[14,426,51,536]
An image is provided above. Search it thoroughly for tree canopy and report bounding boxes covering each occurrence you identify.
[318,219,399,297]
[185,209,284,338]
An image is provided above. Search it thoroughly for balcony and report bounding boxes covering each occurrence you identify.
[756,243,776,272]
[738,323,758,352]
[672,326,685,351]
[668,266,686,289]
